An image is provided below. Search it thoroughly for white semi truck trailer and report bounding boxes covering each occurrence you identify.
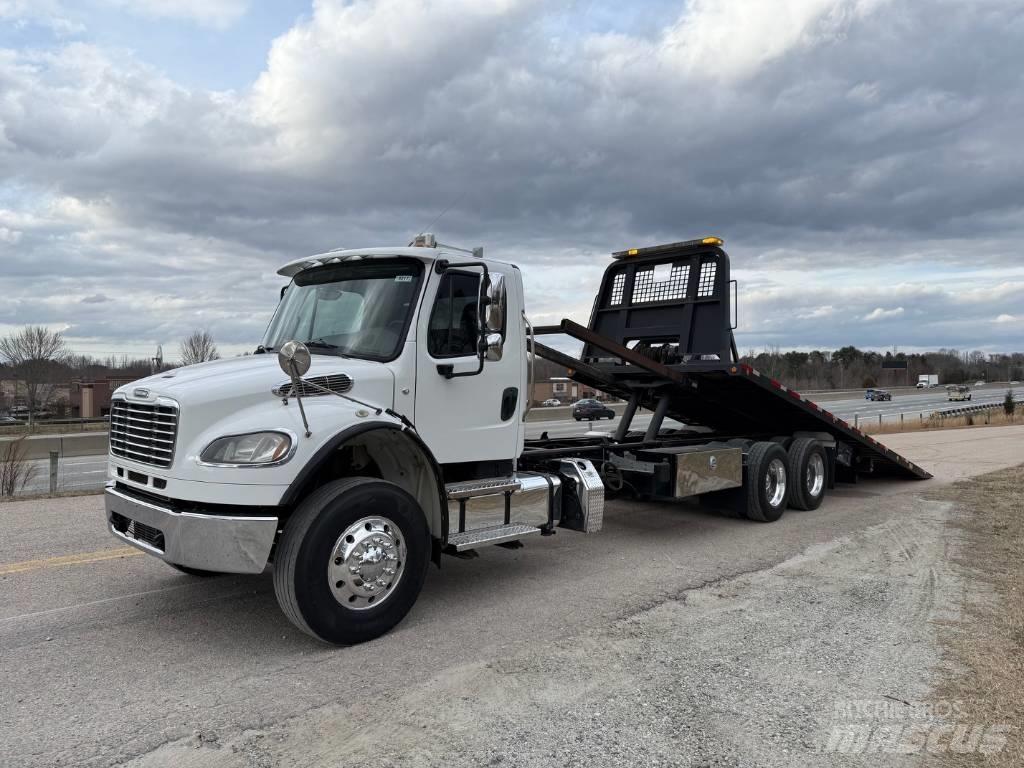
[104,235,929,644]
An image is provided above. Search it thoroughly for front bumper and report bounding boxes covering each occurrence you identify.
[104,486,278,574]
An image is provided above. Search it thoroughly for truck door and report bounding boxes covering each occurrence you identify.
[413,265,524,465]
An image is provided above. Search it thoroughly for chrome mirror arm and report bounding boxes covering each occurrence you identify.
[288,360,312,438]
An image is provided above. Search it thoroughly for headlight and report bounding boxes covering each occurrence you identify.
[200,431,293,466]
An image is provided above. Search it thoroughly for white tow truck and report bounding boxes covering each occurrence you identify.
[104,235,928,644]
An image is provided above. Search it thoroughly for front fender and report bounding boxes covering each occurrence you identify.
[279,422,448,561]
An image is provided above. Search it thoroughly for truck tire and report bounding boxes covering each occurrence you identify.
[745,442,790,522]
[273,477,430,645]
[787,438,827,511]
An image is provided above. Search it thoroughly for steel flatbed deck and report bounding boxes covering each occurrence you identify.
[525,238,930,482]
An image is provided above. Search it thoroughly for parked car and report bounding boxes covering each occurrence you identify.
[0,415,24,424]
[974,381,985,387]
[541,398,561,407]
[868,389,892,402]
[572,398,615,421]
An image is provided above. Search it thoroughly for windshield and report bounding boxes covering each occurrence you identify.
[262,259,424,361]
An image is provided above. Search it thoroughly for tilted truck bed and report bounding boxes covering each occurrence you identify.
[531,238,930,481]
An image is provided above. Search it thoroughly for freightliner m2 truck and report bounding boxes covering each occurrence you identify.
[104,236,930,644]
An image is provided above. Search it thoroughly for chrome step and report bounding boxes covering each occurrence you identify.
[445,477,522,500]
[446,523,541,552]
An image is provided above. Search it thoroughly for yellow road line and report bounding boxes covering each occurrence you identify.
[0,547,143,576]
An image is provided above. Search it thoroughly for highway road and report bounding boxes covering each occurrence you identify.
[1,426,1022,767]
[526,384,1012,438]
[7,385,1016,495]
[20,456,108,495]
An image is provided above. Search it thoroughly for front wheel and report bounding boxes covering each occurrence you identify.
[273,477,430,645]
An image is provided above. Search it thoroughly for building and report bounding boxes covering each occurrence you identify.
[70,376,137,418]
[531,377,611,405]
[0,377,70,417]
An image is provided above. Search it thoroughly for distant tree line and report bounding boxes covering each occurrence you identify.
[534,344,1022,392]
[739,346,1024,390]
[0,325,221,419]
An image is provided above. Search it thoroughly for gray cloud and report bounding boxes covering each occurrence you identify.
[0,0,1022,357]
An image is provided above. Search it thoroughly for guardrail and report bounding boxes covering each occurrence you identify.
[0,417,109,437]
[932,400,1017,419]
[849,396,1018,431]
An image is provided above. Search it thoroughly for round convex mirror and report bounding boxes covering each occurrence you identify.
[278,340,311,378]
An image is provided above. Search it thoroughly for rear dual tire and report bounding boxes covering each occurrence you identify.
[787,438,827,511]
[745,442,790,522]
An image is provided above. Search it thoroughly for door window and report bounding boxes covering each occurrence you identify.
[428,272,481,357]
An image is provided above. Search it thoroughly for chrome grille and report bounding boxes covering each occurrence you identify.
[273,373,353,398]
[109,398,178,468]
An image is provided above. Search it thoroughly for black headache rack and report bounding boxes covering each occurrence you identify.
[528,239,930,481]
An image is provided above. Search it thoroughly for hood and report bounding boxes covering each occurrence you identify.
[117,353,396,414]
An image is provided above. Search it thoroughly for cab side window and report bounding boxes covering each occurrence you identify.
[428,272,480,357]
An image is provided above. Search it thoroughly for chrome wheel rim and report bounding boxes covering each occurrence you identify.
[806,453,825,498]
[765,458,787,508]
[328,516,406,611]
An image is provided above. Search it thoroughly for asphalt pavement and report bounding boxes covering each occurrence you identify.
[1,426,1022,767]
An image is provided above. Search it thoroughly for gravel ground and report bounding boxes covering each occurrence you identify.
[925,466,1024,767]
[120,493,961,768]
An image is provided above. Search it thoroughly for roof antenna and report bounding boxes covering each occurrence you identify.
[409,188,469,246]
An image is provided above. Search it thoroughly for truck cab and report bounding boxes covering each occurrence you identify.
[105,237,543,643]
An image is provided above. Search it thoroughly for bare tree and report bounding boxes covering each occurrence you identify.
[0,436,38,496]
[0,326,67,426]
[179,330,220,366]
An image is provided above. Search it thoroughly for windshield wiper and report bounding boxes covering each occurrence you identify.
[305,339,350,358]
[305,339,338,349]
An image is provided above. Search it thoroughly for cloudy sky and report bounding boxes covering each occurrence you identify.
[1,0,1022,362]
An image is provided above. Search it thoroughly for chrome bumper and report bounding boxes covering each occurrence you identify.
[105,486,278,574]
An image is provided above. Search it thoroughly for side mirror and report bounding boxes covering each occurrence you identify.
[485,332,504,361]
[277,340,311,378]
[483,272,506,361]
[277,340,312,437]
[485,272,506,335]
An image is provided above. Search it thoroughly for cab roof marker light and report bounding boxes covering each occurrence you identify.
[611,236,725,259]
